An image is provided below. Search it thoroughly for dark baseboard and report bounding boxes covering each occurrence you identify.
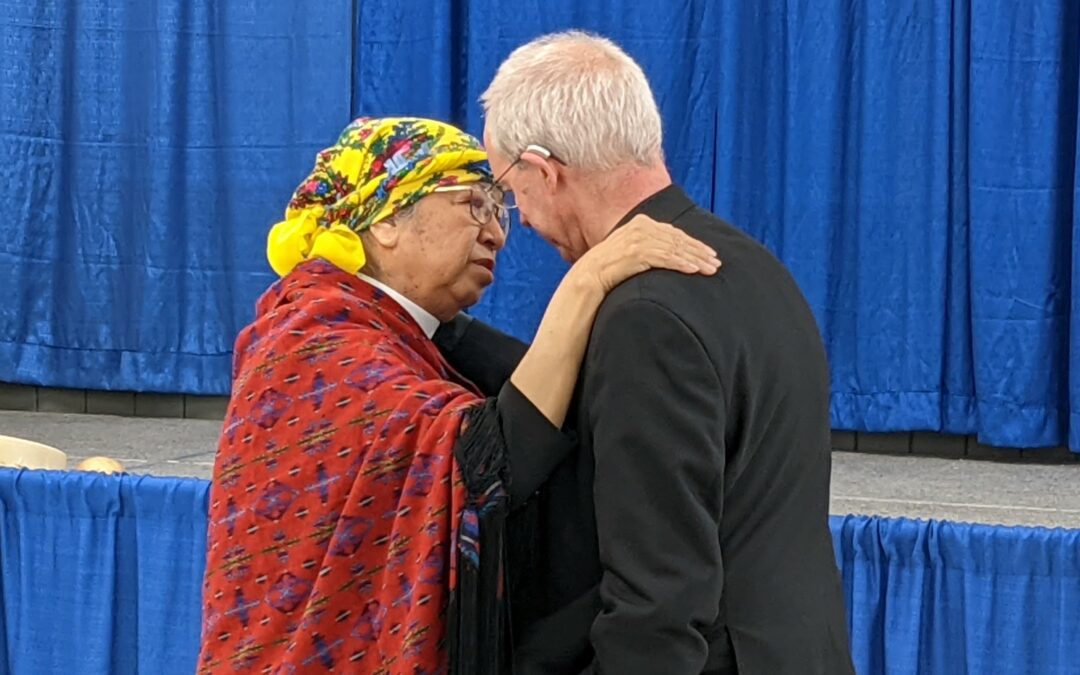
[832,430,1079,463]
[0,382,227,421]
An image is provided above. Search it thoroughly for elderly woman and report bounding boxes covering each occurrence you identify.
[197,117,718,674]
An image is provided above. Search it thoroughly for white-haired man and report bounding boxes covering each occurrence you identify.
[434,31,855,675]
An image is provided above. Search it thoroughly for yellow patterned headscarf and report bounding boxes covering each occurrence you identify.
[266,116,492,277]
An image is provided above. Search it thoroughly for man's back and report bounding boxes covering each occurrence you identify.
[437,185,854,674]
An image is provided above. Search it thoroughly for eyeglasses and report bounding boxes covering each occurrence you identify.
[431,183,513,238]
[432,145,564,238]
[488,143,566,227]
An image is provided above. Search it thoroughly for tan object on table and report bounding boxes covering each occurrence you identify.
[0,434,68,470]
[76,456,126,474]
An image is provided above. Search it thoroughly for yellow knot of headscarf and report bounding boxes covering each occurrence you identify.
[266,116,493,277]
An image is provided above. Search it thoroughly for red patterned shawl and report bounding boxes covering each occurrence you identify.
[198,260,501,674]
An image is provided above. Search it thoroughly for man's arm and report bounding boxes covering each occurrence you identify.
[434,314,529,396]
[583,298,725,675]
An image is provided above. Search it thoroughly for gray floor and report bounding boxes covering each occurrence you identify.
[3,410,1079,529]
[830,452,1080,529]
[0,410,221,480]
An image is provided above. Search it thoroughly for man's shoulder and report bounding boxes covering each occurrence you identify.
[596,276,684,323]
[674,206,785,270]
[596,246,732,322]
[589,277,717,366]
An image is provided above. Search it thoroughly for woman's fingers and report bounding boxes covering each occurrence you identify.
[580,215,722,292]
[621,215,721,274]
[642,229,720,275]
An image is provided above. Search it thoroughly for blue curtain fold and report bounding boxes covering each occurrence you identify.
[3,471,1079,675]
[964,1,1079,448]
[831,514,1080,675]
[713,2,966,434]
[709,1,1080,448]
[0,470,210,674]
[1,0,1079,449]
[1072,36,1080,452]
[0,0,353,395]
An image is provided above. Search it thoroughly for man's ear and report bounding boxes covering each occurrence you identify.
[519,153,561,194]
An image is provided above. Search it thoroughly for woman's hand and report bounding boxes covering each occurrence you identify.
[510,215,720,428]
[571,214,721,293]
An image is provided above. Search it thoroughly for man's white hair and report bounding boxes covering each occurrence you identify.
[480,30,664,172]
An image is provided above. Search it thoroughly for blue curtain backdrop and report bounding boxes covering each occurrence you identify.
[2,471,1079,675]
[2,0,1079,450]
[0,0,353,395]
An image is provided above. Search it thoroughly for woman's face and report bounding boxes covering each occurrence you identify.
[381,187,508,320]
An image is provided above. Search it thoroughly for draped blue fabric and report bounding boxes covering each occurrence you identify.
[2,471,1079,675]
[831,514,1080,675]
[2,1,1079,449]
[710,1,1080,449]
[0,470,209,674]
[0,0,353,395]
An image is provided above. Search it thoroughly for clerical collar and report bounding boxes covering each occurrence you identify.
[357,273,440,338]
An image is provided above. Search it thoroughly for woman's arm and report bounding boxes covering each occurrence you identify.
[452,215,719,505]
[439,216,719,418]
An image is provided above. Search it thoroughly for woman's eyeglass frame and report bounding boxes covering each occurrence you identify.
[430,144,567,238]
